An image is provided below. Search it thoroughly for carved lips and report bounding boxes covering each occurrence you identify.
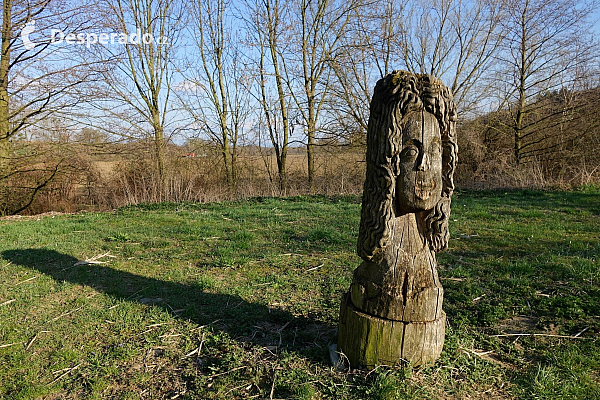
[414,179,437,200]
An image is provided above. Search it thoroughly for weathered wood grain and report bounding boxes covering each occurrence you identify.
[337,71,457,369]
[338,294,446,368]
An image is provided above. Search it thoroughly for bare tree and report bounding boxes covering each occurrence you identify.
[387,0,505,114]
[178,0,251,191]
[0,0,99,214]
[328,0,405,145]
[491,0,598,165]
[331,0,504,147]
[95,0,183,189]
[285,0,359,194]
[243,0,293,194]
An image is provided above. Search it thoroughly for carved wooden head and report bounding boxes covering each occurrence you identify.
[358,71,457,260]
[396,110,444,214]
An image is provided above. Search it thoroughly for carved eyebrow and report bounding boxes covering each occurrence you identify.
[402,138,421,147]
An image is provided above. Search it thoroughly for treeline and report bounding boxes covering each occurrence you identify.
[1,0,599,215]
[457,86,600,188]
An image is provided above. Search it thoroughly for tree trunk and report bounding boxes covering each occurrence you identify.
[514,126,523,165]
[222,134,233,190]
[0,0,11,213]
[277,152,287,195]
[307,94,315,195]
[153,116,166,193]
[267,1,290,196]
[231,139,237,190]
[514,3,528,166]
[514,72,526,166]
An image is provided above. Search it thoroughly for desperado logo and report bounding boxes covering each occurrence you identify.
[21,20,36,50]
[19,20,170,51]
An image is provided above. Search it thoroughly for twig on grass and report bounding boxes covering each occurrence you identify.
[0,342,20,349]
[52,306,84,321]
[25,335,38,351]
[472,294,486,303]
[0,299,15,307]
[253,282,275,287]
[25,330,51,351]
[50,363,81,384]
[461,347,494,358]
[207,365,246,379]
[492,333,590,339]
[269,370,278,400]
[137,320,171,336]
[226,383,252,395]
[52,367,74,375]
[342,354,353,374]
[306,264,324,272]
[160,333,182,338]
[277,320,292,334]
[195,319,221,330]
[573,327,590,337]
[74,252,115,266]
[184,332,205,358]
[277,320,292,348]
[365,365,383,378]
[143,348,155,372]
[16,276,37,285]
[108,287,149,309]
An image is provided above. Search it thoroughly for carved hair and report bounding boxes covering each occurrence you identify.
[358,71,457,260]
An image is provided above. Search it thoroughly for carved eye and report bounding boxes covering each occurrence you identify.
[402,147,418,158]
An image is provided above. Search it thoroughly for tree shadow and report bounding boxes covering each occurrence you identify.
[2,248,336,363]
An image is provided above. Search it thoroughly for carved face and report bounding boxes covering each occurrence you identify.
[396,110,443,214]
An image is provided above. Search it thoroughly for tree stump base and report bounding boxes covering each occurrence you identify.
[337,294,445,368]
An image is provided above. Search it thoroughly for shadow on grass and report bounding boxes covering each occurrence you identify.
[2,248,335,363]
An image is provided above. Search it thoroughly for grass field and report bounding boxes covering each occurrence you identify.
[0,188,598,399]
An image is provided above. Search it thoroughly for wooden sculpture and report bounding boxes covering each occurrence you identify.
[337,71,457,368]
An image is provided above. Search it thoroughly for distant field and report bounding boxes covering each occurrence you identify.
[0,189,598,399]
[91,152,364,181]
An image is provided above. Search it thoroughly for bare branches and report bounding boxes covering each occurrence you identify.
[242,0,294,194]
[94,0,185,186]
[177,0,251,190]
[490,0,599,165]
[0,0,101,215]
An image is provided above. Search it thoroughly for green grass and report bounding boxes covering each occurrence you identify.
[0,190,598,399]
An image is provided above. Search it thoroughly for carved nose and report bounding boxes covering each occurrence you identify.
[417,153,429,171]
